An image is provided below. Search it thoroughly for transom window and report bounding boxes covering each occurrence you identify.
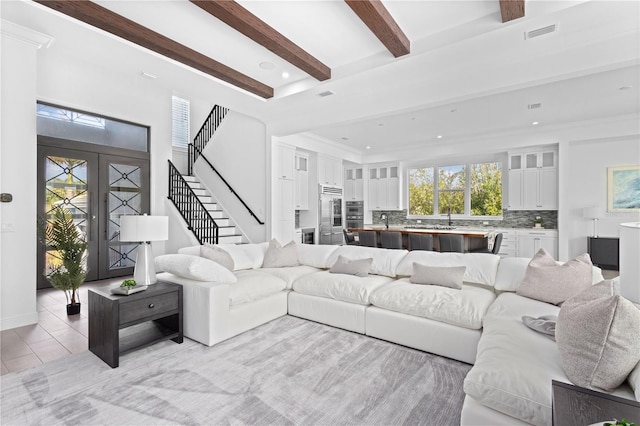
[408,161,503,218]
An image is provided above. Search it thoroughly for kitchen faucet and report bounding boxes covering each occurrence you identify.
[447,207,452,226]
[381,214,389,229]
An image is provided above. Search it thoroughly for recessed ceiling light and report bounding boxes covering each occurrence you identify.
[532,121,539,126]
[282,71,290,79]
[437,135,443,139]
[141,71,158,79]
[366,146,371,150]
[317,90,335,97]
[259,62,275,70]
[619,85,633,91]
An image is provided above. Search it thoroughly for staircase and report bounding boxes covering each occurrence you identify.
[168,105,262,245]
[181,175,243,244]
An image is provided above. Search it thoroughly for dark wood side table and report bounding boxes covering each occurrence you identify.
[588,237,620,270]
[552,380,640,426]
[88,281,183,368]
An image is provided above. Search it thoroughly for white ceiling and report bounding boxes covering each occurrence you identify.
[2,0,639,156]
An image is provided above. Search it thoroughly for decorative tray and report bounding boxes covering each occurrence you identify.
[110,285,148,296]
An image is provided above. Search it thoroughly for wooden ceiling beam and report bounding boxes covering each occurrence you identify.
[33,0,274,98]
[499,0,525,23]
[190,0,331,81]
[344,0,410,58]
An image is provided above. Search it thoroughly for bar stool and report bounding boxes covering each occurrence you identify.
[470,233,503,254]
[439,234,464,252]
[358,231,378,247]
[409,234,433,251]
[380,232,403,249]
[343,229,357,245]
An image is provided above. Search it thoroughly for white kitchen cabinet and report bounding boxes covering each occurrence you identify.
[495,229,518,257]
[274,178,295,242]
[318,155,343,187]
[295,153,309,210]
[508,149,558,210]
[367,164,401,210]
[517,229,558,259]
[277,144,295,180]
[344,167,364,201]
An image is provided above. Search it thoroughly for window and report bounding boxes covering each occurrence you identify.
[171,96,190,149]
[408,161,502,217]
[37,104,106,129]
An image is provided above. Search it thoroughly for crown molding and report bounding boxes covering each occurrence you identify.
[1,19,53,49]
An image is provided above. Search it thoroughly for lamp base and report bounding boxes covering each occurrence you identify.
[133,242,158,285]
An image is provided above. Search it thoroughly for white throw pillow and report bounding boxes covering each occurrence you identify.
[200,244,234,271]
[296,243,339,268]
[154,254,237,283]
[262,239,299,268]
[329,255,372,277]
[516,249,592,305]
[556,280,640,392]
[327,246,407,277]
[410,263,465,289]
[216,243,269,270]
[397,251,499,286]
[629,360,640,401]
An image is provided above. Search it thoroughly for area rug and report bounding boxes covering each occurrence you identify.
[1,316,471,425]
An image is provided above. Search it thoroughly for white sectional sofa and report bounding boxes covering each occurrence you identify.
[155,242,640,426]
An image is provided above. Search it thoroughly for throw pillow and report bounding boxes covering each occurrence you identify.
[329,255,372,277]
[154,254,237,283]
[262,239,299,268]
[409,263,465,289]
[200,244,234,271]
[556,280,640,393]
[521,315,557,341]
[516,249,592,305]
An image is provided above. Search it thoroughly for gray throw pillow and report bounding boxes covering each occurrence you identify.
[410,263,465,290]
[200,244,234,271]
[329,255,372,277]
[262,239,299,268]
[516,249,592,305]
[556,280,640,393]
[522,315,557,341]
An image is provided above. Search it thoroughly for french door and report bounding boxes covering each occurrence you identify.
[37,138,150,289]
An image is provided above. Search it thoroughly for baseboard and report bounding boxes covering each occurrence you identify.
[0,311,38,331]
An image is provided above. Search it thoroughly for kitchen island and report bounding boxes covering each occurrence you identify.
[348,227,490,252]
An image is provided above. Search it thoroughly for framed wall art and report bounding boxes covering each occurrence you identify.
[608,165,640,212]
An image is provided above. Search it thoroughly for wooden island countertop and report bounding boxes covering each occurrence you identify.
[348,227,489,238]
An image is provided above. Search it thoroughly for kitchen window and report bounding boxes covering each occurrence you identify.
[408,161,502,218]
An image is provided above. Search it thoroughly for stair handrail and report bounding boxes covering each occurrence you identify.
[190,105,229,173]
[167,160,219,244]
[189,144,265,225]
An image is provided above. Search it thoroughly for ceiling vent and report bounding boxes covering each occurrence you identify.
[528,103,542,110]
[317,90,335,97]
[525,24,557,40]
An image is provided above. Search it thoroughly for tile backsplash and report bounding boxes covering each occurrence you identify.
[372,209,558,229]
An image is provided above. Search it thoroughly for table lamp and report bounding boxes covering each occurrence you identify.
[582,207,604,238]
[119,214,168,285]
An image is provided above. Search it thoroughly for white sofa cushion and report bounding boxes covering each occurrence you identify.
[217,243,269,271]
[296,243,339,268]
[329,255,373,277]
[396,251,500,287]
[327,246,408,278]
[369,278,495,329]
[464,292,566,425]
[154,254,237,283]
[629,361,640,402]
[200,244,234,271]
[410,263,465,289]
[259,265,320,289]
[292,270,395,305]
[177,245,201,256]
[229,270,287,306]
[495,256,605,292]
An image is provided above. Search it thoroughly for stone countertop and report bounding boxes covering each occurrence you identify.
[351,227,489,238]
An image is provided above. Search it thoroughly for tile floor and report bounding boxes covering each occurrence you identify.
[0,277,125,376]
[0,269,622,376]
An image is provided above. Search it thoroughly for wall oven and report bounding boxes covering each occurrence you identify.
[346,201,364,229]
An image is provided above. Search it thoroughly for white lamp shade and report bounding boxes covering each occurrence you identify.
[583,207,605,219]
[120,215,168,242]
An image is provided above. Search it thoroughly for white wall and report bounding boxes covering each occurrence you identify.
[560,135,640,261]
[0,33,40,330]
[197,111,267,243]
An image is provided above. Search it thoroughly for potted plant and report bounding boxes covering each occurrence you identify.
[534,216,543,228]
[38,206,88,315]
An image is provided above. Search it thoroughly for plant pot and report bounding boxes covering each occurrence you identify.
[67,303,81,316]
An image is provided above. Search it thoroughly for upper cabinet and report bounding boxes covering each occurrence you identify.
[368,164,401,210]
[344,166,364,201]
[277,144,295,180]
[508,149,558,210]
[318,155,343,187]
[295,153,309,210]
